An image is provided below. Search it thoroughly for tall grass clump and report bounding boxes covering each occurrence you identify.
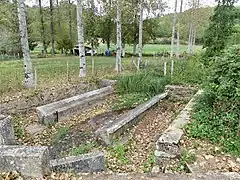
[113,71,170,111]
[116,71,170,97]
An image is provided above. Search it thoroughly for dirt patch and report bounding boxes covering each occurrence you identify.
[177,136,240,173]
[106,99,187,173]
[1,82,97,115]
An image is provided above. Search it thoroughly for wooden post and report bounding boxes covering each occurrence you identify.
[171,60,174,77]
[164,62,167,76]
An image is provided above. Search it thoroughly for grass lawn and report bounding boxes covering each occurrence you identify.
[98,44,202,54]
[0,55,169,94]
[29,43,202,55]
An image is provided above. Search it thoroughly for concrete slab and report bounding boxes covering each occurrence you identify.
[50,151,104,173]
[0,145,50,178]
[0,116,16,145]
[155,90,203,163]
[96,92,168,145]
[37,86,114,125]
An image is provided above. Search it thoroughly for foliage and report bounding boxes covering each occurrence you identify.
[109,142,129,165]
[113,93,149,111]
[69,142,96,156]
[114,70,169,111]
[171,54,205,85]
[203,0,238,60]
[143,153,155,173]
[116,71,170,97]
[153,7,213,43]
[186,46,240,156]
[51,126,70,145]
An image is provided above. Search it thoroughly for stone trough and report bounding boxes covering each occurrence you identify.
[0,145,50,178]
[0,115,15,145]
[95,92,168,145]
[155,90,203,165]
[36,86,114,125]
[51,151,104,173]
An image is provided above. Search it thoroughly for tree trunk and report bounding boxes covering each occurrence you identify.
[38,0,47,57]
[69,0,73,54]
[115,0,122,72]
[192,0,199,54]
[170,0,178,57]
[188,23,193,54]
[133,43,137,54]
[107,37,110,50]
[77,0,86,77]
[56,0,61,29]
[138,1,143,70]
[188,0,196,54]
[56,0,63,54]
[177,0,183,59]
[50,0,55,56]
[18,0,34,88]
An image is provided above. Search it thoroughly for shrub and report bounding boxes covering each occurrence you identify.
[171,54,205,85]
[186,46,240,156]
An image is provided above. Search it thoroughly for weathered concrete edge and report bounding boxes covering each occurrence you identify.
[36,86,114,124]
[100,79,117,87]
[50,151,104,173]
[96,92,168,145]
[0,115,16,145]
[78,172,240,180]
[37,86,113,114]
[0,145,50,178]
[155,90,203,159]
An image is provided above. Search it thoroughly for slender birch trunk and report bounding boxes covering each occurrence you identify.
[18,0,34,88]
[69,0,73,54]
[171,0,178,57]
[177,0,183,59]
[192,0,199,54]
[38,0,47,57]
[188,0,195,54]
[56,0,63,54]
[138,1,143,70]
[50,0,55,56]
[188,23,193,54]
[77,0,86,77]
[115,0,122,72]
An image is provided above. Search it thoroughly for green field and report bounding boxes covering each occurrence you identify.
[29,43,202,55]
[0,56,170,94]
[98,44,202,54]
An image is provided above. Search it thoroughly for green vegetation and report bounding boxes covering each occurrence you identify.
[143,153,156,173]
[114,71,170,111]
[203,0,239,59]
[51,126,70,145]
[172,150,196,172]
[13,116,24,139]
[186,46,240,156]
[109,142,129,165]
[171,55,205,85]
[70,142,97,156]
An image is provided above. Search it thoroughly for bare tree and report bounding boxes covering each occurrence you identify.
[38,0,47,57]
[115,0,122,72]
[177,0,183,59]
[170,0,178,57]
[18,0,34,88]
[77,0,86,77]
[50,0,55,56]
[69,0,73,54]
[171,0,178,76]
[138,0,143,70]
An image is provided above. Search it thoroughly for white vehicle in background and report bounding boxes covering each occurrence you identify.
[74,46,97,56]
